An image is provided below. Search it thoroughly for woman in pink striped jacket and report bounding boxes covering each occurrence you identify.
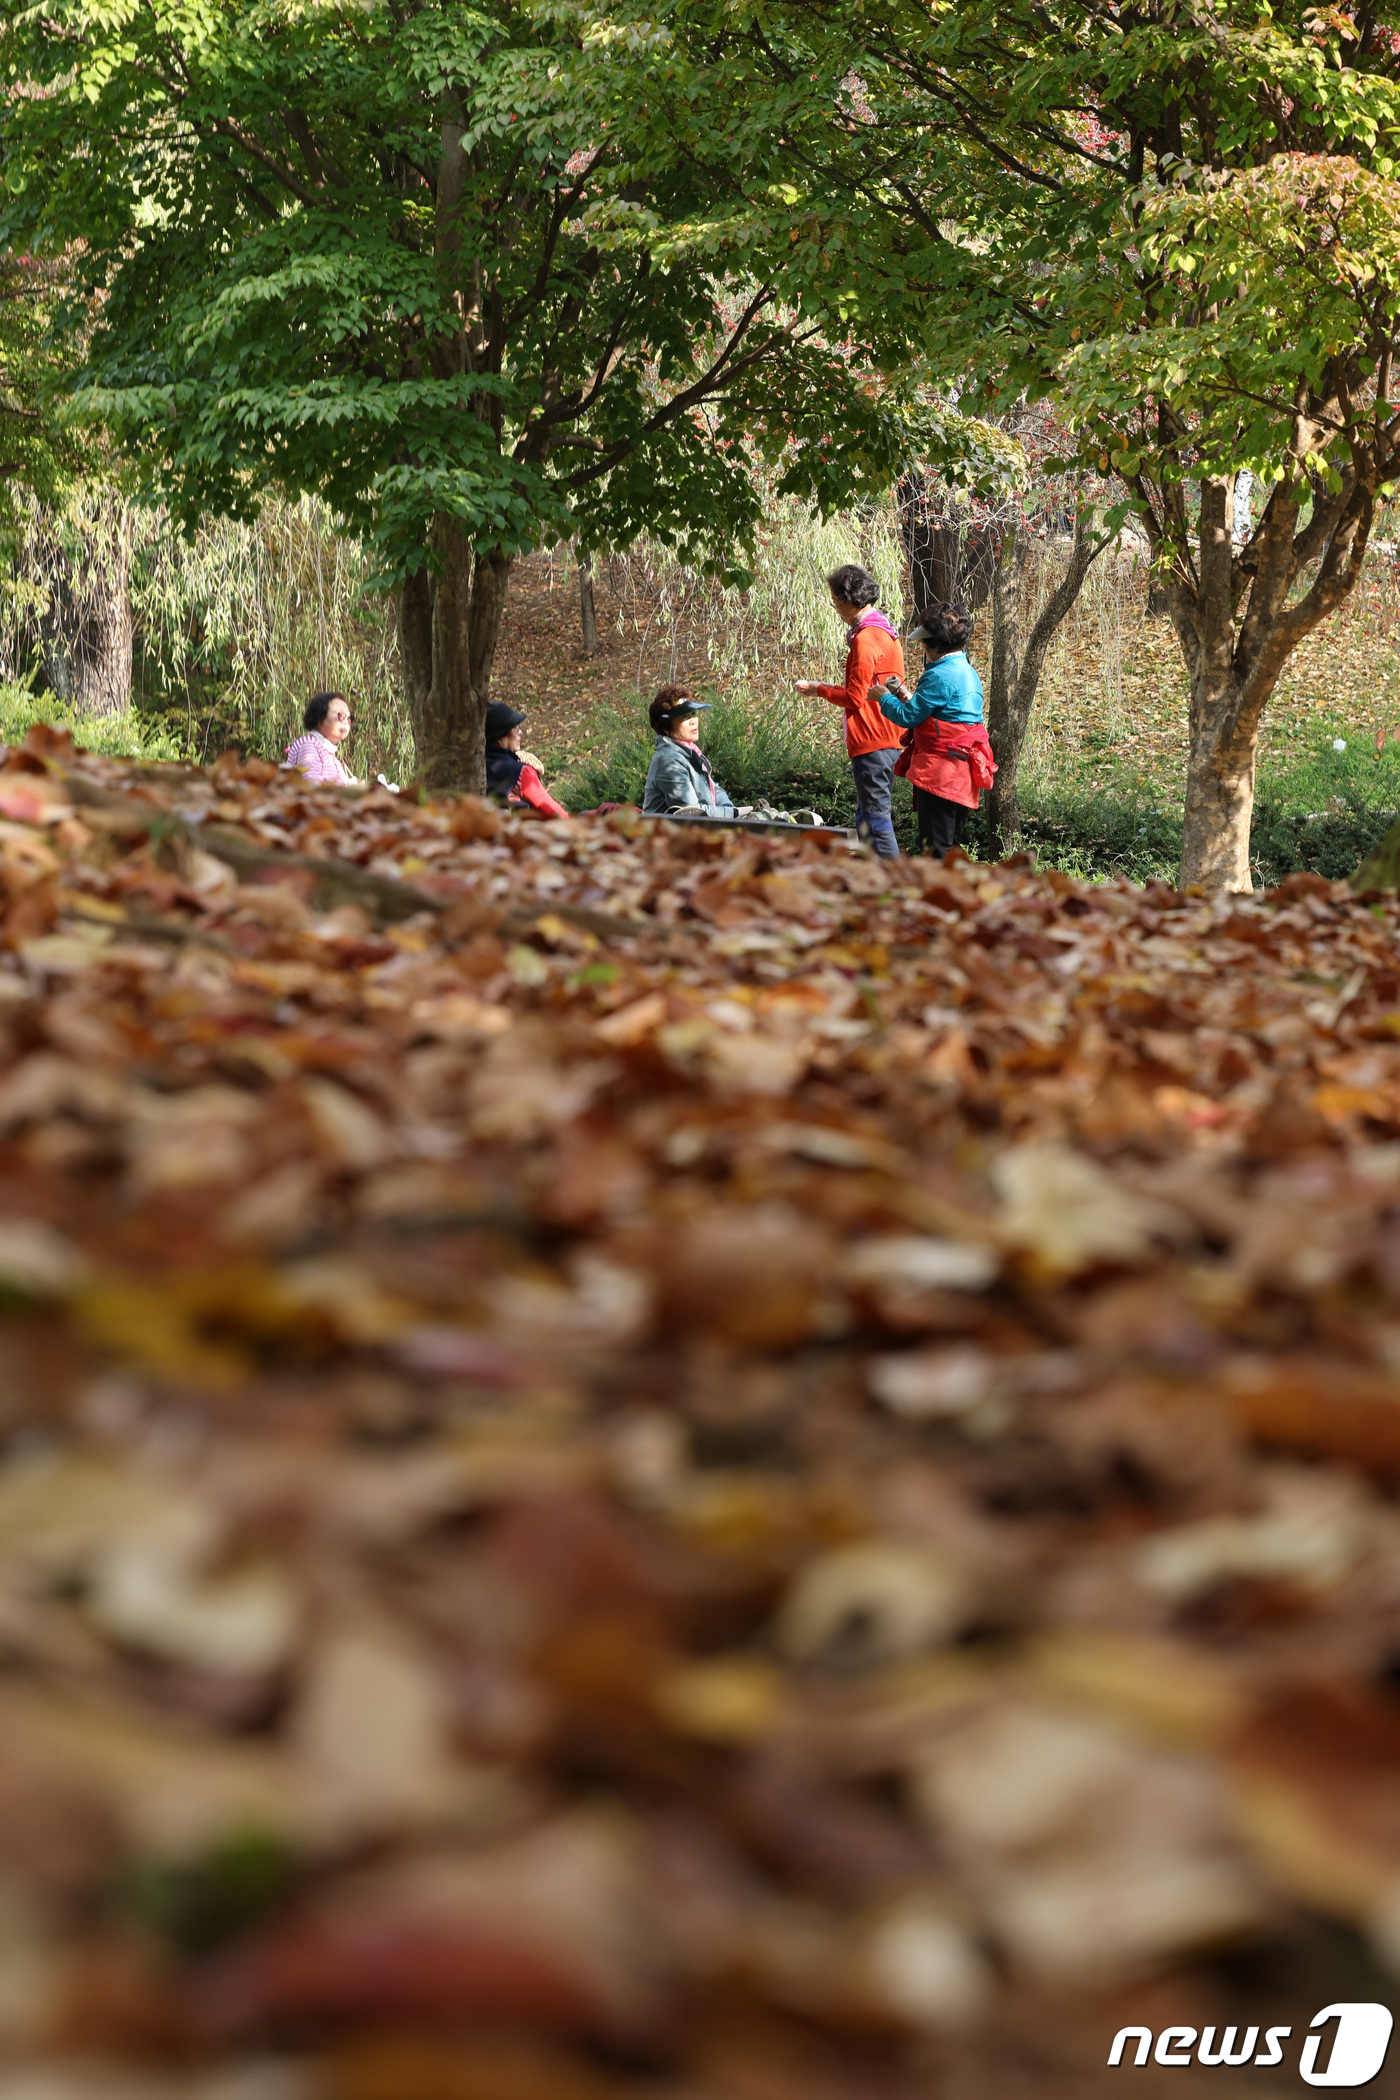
[284,692,359,785]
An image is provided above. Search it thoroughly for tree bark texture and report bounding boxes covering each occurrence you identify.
[987,507,1106,856]
[395,520,512,794]
[1180,718,1255,893]
[898,472,995,612]
[30,502,133,717]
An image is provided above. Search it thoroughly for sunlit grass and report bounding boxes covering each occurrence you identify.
[0,678,183,762]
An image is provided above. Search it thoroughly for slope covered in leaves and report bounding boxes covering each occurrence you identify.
[2,728,1400,2096]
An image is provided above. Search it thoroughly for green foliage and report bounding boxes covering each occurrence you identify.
[1254,802,1398,886]
[0,253,88,560]
[1008,793,1183,887]
[0,0,913,594]
[120,1829,294,1957]
[0,678,181,762]
[635,0,1400,511]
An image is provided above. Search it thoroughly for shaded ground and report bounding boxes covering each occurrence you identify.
[491,543,883,781]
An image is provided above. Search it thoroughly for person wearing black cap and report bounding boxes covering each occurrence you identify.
[642,686,736,817]
[484,702,569,819]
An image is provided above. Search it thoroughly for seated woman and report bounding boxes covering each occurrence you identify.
[284,691,359,785]
[485,702,569,818]
[877,604,996,856]
[642,686,735,816]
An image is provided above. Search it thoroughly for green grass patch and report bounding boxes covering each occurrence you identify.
[0,680,184,763]
[1006,723,1400,886]
[561,692,1400,886]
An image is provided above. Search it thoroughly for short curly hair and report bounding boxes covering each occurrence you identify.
[648,685,697,735]
[826,565,880,610]
[913,604,975,652]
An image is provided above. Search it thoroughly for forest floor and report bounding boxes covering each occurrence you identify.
[3,731,1400,2097]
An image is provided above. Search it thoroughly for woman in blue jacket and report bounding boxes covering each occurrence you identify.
[877,604,996,856]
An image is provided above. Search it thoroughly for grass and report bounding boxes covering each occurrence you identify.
[559,684,1400,886]
[0,678,184,762]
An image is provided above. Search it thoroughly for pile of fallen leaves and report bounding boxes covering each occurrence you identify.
[5,726,1400,2098]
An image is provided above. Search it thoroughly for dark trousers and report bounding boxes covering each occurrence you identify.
[914,787,967,858]
[851,746,900,859]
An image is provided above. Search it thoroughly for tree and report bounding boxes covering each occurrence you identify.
[0,0,909,791]
[901,405,1112,853]
[640,0,1400,888]
[898,471,997,611]
[23,494,135,717]
[987,501,1110,853]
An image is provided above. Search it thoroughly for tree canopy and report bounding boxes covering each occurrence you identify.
[0,0,921,783]
[626,0,1400,886]
[0,250,85,556]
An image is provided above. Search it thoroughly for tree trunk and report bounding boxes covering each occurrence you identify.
[394,515,512,793]
[391,116,515,795]
[898,472,995,612]
[34,502,133,717]
[71,507,133,716]
[1179,682,1256,893]
[986,505,1106,858]
[397,565,433,739]
[1172,479,1258,893]
[579,551,598,654]
[986,529,1028,852]
[1354,816,1400,890]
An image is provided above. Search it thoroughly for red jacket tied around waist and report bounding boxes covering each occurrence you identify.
[894,719,998,808]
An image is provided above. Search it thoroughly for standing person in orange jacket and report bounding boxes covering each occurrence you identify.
[794,565,905,859]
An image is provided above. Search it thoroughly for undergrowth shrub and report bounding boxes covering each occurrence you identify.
[0,679,182,761]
